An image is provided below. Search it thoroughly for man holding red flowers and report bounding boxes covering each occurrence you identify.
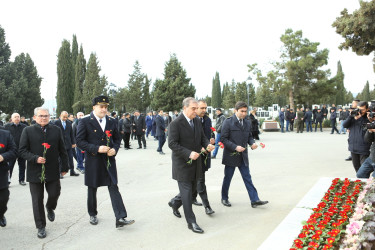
[19,107,69,239]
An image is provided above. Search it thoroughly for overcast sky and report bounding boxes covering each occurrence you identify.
[1,0,373,103]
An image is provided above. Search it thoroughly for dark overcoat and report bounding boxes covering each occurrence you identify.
[54,119,76,149]
[200,115,215,171]
[0,130,17,189]
[76,112,121,187]
[155,115,165,137]
[133,115,146,136]
[19,123,69,183]
[168,114,209,182]
[221,114,255,167]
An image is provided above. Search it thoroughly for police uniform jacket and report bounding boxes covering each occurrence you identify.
[76,112,121,187]
[221,114,255,167]
[0,130,17,189]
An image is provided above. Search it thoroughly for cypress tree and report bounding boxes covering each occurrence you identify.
[142,75,151,111]
[362,81,371,102]
[127,60,145,111]
[56,39,74,114]
[211,72,222,108]
[82,53,101,113]
[71,34,78,67]
[72,45,86,114]
[335,61,345,105]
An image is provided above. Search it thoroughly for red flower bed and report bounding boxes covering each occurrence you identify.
[290,178,363,250]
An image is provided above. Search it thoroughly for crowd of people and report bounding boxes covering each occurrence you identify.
[0,96,269,238]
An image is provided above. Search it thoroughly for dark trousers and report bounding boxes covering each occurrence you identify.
[72,148,77,161]
[0,188,9,218]
[221,161,260,203]
[193,171,210,207]
[59,148,74,173]
[124,132,131,148]
[137,134,146,148]
[297,120,304,133]
[351,153,369,172]
[157,134,166,152]
[29,180,61,229]
[170,181,196,224]
[146,126,152,138]
[315,121,322,132]
[87,183,127,219]
[8,157,26,182]
[290,121,294,131]
[331,120,339,134]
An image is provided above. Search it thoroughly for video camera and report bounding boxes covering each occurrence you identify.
[363,101,375,130]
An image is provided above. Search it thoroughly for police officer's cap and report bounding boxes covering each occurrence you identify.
[92,95,109,106]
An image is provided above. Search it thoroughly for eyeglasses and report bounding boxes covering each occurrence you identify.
[37,115,50,118]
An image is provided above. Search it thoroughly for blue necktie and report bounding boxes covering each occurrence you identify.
[63,121,66,130]
[189,120,194,129]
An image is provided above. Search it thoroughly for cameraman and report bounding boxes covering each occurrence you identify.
[343,101,371,172]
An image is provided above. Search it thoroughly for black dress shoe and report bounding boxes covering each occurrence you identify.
[37,227,46,238]
[70,171,80,176]
[19,181,26,186]
[125,148,129,150]
[137,147,142,149]
[159,152,165,155]
[144,147,147,149]
[221,199,231,207]
[46,207,55,222]
[345,156,352,161]
[116,218,135,228]
[90,216,98,225]
[0,216,6,227]
[205,206,215,215]
[168,201,181,218]
[251,200,269,208]
[188,223,204,233]
[193,199,203,206]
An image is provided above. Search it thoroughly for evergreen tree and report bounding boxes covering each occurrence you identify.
[56,39,74,114]
[346,91,354,104]
[127,60,145,111]
[72,45,86,114]
[362,81,371,102]
[71,34,78,66]
[248,82,256,106]
[82,53,102,113]
[222,80,236,109]
[235,81,248,103]
[142,75,151,111]
[151,54,195,111]
[211,72,222,108]
[334,61,346,105]
[0,25,11,112]
[204,95,212,106]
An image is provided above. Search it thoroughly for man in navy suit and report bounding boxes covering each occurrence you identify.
[220,101,268,208]
[76,95,134,228]
[54,111,79,177]
[0,129,17,227]
[155,109,166,155]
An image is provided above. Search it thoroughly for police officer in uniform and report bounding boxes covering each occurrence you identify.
[76,96,135,228]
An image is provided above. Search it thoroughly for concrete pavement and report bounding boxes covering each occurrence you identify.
[1,129,355,250]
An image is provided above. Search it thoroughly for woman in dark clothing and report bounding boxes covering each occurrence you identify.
[249,109,260,140]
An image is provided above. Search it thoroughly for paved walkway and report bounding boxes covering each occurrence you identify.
[1,129,355,250]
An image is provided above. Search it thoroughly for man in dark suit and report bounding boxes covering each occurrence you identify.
[304,108,313,132]
[19,107,69,238]
[220,101,268,208]
[133,110,146,149]
[76,96,134,228]
[72,112,85,173]
[122,113,132,150]
[54,111,79,177]
[155,109,166,155]
[168,97,214,234]
[4,113,27,185]
[192,100,215,215]
[0,129,17,227]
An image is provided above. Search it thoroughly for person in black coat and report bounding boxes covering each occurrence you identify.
[72,112,85,173]
[220,101,268,208]
[19,107,69,238]
[54,111,79,177]
[4,113,27,185]
[330,109,340,134]
[168,97,214,234]
[304,108,313,132]
[133,111,146,149]
[343,101,371,172]
[314,109,324,132]
[122,113,132,150]
[249,109,260,139]
[155,110,166,154]
[0,129,17,227]
[191,100,215,215]
[76,96,134,228]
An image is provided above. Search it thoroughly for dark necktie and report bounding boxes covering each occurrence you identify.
[189,120,194,129]
[99,119,102,123]
[201,118,204,124]
[41,126,46,133]
[240,119,243,127]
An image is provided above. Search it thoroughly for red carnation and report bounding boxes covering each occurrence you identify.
[0,143,5,148]
[42,142,51,149]
[210,127,216,132]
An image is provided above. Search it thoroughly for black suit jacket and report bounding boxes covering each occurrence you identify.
[221,115,255,167]
[76,113,121,187]
[133,115,146,135]
[19,123,69,183]
[0,130,17,189]
[168,114,210,182]
[155,115,165,137]
[54,119,76,150]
